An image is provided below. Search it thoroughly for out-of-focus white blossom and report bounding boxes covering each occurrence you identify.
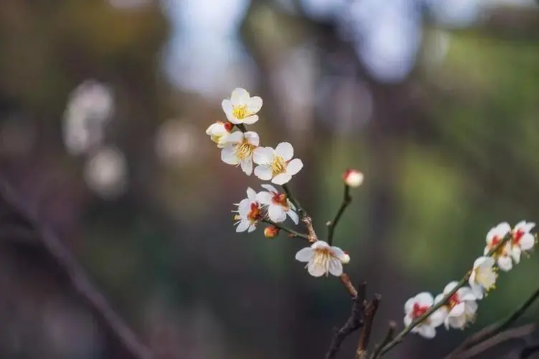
[435,282,477,330]
[295,241,348,277]
[484,222,513,271]
[253,143,303,185]
[404,293,445,339]
[233,188,262,233]
[63,80,114,156]
[510,221,536,263]
[83,146,128,199]
[221,131,259,175]
[256,184,298,224]
[221,88,262,125]
[342,169,364,187]
[469,256,497,300]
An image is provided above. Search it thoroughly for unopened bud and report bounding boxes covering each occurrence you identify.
[342,169,364,188]
[341,253,351,264]
[264,225,280,239]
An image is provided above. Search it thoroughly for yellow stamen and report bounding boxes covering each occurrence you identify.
[270,155,287,176]
[235,139,256,160]
[232,105,250,120]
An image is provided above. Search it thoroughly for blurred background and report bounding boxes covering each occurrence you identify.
[1,0,539,358]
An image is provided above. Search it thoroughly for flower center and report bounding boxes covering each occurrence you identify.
[271,192,289,209]
[513,229,524,245]
[271,155,287,176]
[235,139,256,160]
[447,293,460,309]
[247,202,262,223]
[412,303,429,320]
[232,105,250,120]
[313,248,332,272]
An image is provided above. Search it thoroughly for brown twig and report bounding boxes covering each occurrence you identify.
[325,282,367,359]
[356,295,382,359]
[369,322,397,359]
[456,324,535,359]
[340,273,359,298]
[0,179,152,359]
[326,185,352,246]
[446,285,539,359]
[261,219,310,240]
[521,340,539,358]
[302,215,318,243]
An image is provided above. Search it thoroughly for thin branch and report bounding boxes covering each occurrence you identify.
[446,285,539,358]
[457,324,535,359]
[262,219,310,240]
[282,184,318,242]
[282,184,305,215]
[326,185,352,246]
[340,273,359,298]
[325,282,367,359]
[302,215,318,243]
[356,295,382,359]
[520,341,539,358]
[0,180,152,359]
[378,234,513,357]
[370,322,397,359]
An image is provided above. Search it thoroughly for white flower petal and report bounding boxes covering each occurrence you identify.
[512,246,522,264]
[328,259,343,276]
[418,325,436,339]
[268,205,286,223]
[247,223,257,233]
[253,147,274,165]
[261,184,278,193]
[434,294,444,304]
[474,256,494,269]
[330,247,347,262]
[231,88,249,106]
[469,282,484,300]
[496,222,511,236]
[225,131,244,144]
[295,248,314,262]
[519,233,535,250]
[221,146,239,164]
[247,96,263,113]
[246,187,257,200]
[221,100,233,115]
[241,159,253,175]
[275,142,294,161]
[256,191,273,205]
[236,220,250,232]
[466,301,478,314]
[416,292,434,307]
[286,158,303,176]
[449,303,465,317]
[243,115,259,125]
[497,256,513,272]
[404,315,412,327]
[312,241,330,250]
[443,281,459,295]
[404,298,415,314]
[254,165,273,181]
[458,287,477,302]
[308,263,327,277]
[287,209,299,225]
[272,174,292,185]
[430,308,448,327]
[244,131,260,146]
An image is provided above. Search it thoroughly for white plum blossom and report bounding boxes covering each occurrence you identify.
[469,256,498,299]
[435,282,477,330]
[343,169,364,187]
[221,131,259,175]
[510,221,536,263]
[404,293,446,339]
[484,222,513,271]
[253,142,303,185]
[206,121,234,148]
[221,88,263,125]
[233,188,262,233]
[256,184,299,224]
[295,241,348,277]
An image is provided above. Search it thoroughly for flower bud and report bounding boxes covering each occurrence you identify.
[341,252,351,264]
[264,225,280,239]
[342,169,364,188]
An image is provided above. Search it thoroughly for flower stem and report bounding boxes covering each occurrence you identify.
[236,124,247,133]
[377,234,513,357]
[262,220,310,241]
[327,184,352,246]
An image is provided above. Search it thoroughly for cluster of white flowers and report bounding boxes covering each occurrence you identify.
[206,88,356,278]
[404,221,537,338]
